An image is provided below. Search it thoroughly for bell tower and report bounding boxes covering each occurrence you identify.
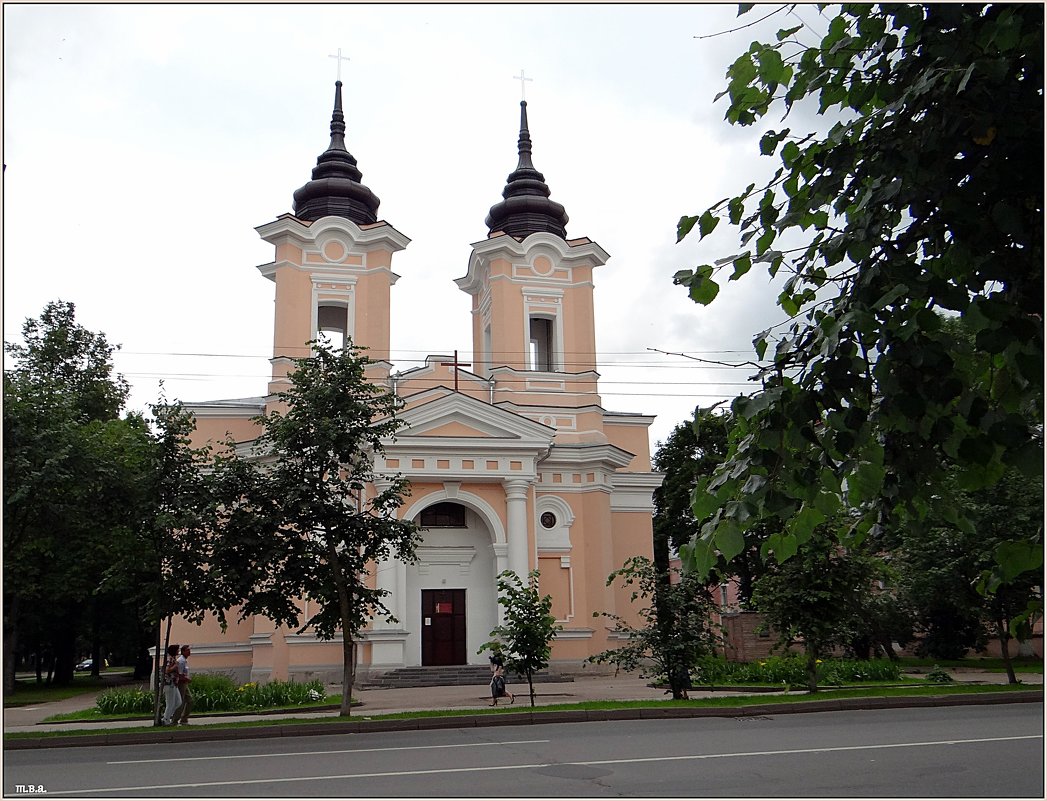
[255,81,409,397]
[456,101,609,440]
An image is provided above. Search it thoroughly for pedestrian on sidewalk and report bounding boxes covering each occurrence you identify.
[161,644,181,726]
[489,651,515,705]
[174,645,193,725]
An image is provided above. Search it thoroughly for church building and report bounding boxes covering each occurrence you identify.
[173,80,663,683]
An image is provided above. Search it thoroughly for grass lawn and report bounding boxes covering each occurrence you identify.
[5,682,1037,741]
[5,671,134,707]
[898,656,1043,673]
[42,696,348,724]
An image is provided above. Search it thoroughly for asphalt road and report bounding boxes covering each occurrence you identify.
[6,703,1042,798]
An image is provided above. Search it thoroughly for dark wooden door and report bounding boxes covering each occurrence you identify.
[421,589,466,666]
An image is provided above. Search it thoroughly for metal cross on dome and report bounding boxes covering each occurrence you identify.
[513,68,533,102]
[329,48,351,81]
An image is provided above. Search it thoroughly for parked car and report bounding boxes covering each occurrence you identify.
[75,659,93,671]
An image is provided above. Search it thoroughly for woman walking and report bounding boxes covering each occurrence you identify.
[161,644,182,726]
[489,651,515,705]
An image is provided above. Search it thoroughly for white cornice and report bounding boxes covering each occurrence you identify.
[542,442,635,470]
[470,231,610,264]
[552,628,594,640]
[609,471,664,512]
[185,399,266,419]
[603,412,658,428]
[255,215,410,253]
[456,232,609,295]
[495,400,606,417]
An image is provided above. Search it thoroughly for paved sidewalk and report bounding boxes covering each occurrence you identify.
[4,668,1041,742]
[3,674,745,734]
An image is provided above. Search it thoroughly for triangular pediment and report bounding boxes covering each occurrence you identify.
[391,389,555,444]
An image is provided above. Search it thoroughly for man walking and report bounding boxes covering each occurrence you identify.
[174,645,193,725]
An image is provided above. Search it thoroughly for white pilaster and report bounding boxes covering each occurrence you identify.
[505,479,531,579]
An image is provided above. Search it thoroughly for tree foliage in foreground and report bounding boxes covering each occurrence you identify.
[653,412,772,609]
[481,570,562,708]
[215,341,418,716]
[676,5,1043,603]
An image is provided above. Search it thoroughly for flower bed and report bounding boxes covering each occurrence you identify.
[95,676,327,715]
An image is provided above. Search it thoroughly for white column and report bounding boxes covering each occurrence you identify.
[369,479,407,667]
[504,479,531,579]
[373,556,400,627]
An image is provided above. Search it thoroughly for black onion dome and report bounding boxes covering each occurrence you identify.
[485,101,568,239]
[292,81,380,224]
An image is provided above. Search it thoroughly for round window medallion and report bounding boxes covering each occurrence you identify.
[540,512,557,529]
[322,239,348,263]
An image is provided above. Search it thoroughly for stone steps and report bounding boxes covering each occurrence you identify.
[359,664,573,689]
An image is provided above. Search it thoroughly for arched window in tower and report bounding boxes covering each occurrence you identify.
[529,316,554,372]
[317,303,348,350]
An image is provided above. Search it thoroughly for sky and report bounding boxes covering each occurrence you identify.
[3,3,835,451]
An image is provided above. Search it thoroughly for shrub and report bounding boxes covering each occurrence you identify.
[690,655,901,687]
[95,685,153,715]
[235,679,325,709]
[925,665,955,684]
[188,673,239,712]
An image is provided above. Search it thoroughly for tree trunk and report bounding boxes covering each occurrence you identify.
[90,597,102,678]
[328,546,355,717]
[996,617,1018,685]
[153,617,170,726]
[806,647,819,693]
[3,594,18,695]
[340,634,355,717]
[53,623,77,685]
[526,667,535,707]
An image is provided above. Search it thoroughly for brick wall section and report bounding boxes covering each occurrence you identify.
[718,611,796,662]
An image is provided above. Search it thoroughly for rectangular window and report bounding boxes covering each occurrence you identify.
[529,316,554,371]
[317,304,348,349]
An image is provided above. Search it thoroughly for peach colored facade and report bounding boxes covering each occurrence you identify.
[171,95,662,684]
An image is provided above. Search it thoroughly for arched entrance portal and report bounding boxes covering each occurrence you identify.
[403,493,503,667]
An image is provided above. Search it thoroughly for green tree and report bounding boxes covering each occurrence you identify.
[214,341,418,716]
[97,398,243,725]
[654,411,769,608]
[3,301,139,690]
[589,556,720,699]
[481,570,562,707]
[895,464,1042,678]
[751,525,886,691]
[676,5,1043,613]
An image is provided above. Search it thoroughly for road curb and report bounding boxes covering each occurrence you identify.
[4,690,1041,750]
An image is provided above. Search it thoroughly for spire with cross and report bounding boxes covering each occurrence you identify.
[329,48,350,82]
[513,68,533,102]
